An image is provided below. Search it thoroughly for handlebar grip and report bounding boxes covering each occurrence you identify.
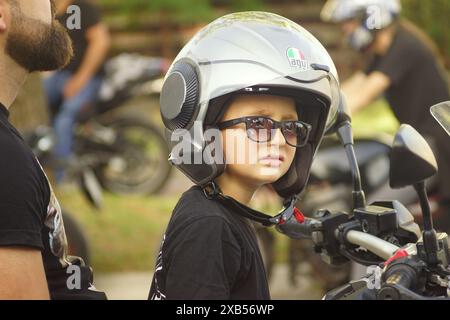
[275,216,319,240]
[377,264,417,300]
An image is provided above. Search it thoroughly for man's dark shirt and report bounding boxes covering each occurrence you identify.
[365,24,450,199]
[365,24,450,135]
[149,186,270,300]
[57,0,105,75]
[0,103,106,300]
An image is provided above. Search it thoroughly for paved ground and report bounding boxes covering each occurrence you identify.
[95,264,324,300]
[95,272,152,300]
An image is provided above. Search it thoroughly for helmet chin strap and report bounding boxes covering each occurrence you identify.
[202,182,299,227]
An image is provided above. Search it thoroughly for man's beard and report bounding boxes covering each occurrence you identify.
[5,5,73,72]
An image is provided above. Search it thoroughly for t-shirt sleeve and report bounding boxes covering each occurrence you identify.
[0,203,43,249]
[0,138,46,250]
[80,1,102,30]
[164,216,242,300]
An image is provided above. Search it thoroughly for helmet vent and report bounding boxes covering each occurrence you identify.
[161,62,199,130]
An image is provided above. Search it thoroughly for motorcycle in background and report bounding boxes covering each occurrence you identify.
[25,54,172,263]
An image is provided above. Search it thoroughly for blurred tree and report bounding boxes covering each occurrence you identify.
[96,0,449,71]
[402,0,450,67]
[98,0,267,57]
[99,0,266,23]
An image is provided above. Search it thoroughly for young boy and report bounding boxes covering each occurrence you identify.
[150,11,341,300]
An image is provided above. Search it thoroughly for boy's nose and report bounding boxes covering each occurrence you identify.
[271,128,286,147]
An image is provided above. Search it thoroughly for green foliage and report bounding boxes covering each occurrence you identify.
[402,0,450,64]
[99,0,449,62]
[99,0,266,23]
[352,99,399,136]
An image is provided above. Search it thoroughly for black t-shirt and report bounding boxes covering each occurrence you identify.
[149,186,270,300]
[57,0,105,75]
[0,103,106,300]
[365,25,450,135]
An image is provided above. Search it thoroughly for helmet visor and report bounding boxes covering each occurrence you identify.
[191,59,340,133]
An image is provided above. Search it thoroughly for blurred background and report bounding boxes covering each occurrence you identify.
[8,0,450,299]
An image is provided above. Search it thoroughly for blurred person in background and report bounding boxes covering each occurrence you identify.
[44,0,110,183]
[0,0,105,299]
[321,0,450,226]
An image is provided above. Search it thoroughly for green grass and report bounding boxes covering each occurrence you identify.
[57,188,178,273]
[352,99,399,136]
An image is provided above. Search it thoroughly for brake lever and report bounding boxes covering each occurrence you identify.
[275,213,322,240]
[323,277,376,300]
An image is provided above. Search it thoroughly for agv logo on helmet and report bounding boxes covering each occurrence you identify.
[286,48,308,70]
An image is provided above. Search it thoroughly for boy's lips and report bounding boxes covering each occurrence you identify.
[259,155,285,167]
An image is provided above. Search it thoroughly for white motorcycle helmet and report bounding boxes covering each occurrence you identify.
[160,11,341,201]
[321,0,401,51]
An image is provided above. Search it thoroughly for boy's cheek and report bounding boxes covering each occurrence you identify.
[250,163,286,183]
[225,162,288,186]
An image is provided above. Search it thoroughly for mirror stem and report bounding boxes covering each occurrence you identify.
[414,181,433,230]
[414,181,439,265]
[337,121,366,210]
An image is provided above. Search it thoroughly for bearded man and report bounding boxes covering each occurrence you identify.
[0,0,106,300]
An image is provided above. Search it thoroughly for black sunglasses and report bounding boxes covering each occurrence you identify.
[217,116,312,147]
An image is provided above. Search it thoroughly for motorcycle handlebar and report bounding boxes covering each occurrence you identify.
[277,212,400,260]
[377,264,419,300]
[345,230,400,260]
[275,217,320,240]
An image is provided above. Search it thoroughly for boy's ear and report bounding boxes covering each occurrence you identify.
[0,1,8,33]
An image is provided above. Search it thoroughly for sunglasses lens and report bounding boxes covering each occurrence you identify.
[282,122,309,147]
[246,117,273,142]
[243,117,310,147]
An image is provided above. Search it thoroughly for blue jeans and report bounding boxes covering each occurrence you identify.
[44,70,103,181]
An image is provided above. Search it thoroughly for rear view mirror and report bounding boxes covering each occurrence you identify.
[389,124,438,189]
[430,101,450,136]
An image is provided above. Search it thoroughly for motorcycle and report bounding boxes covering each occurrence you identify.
[255,134,394,286]
[25,54,172,262]
[276,100,450,300]
[259,110,449,293]
[289,134,448,292]
[288,134,392,291]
